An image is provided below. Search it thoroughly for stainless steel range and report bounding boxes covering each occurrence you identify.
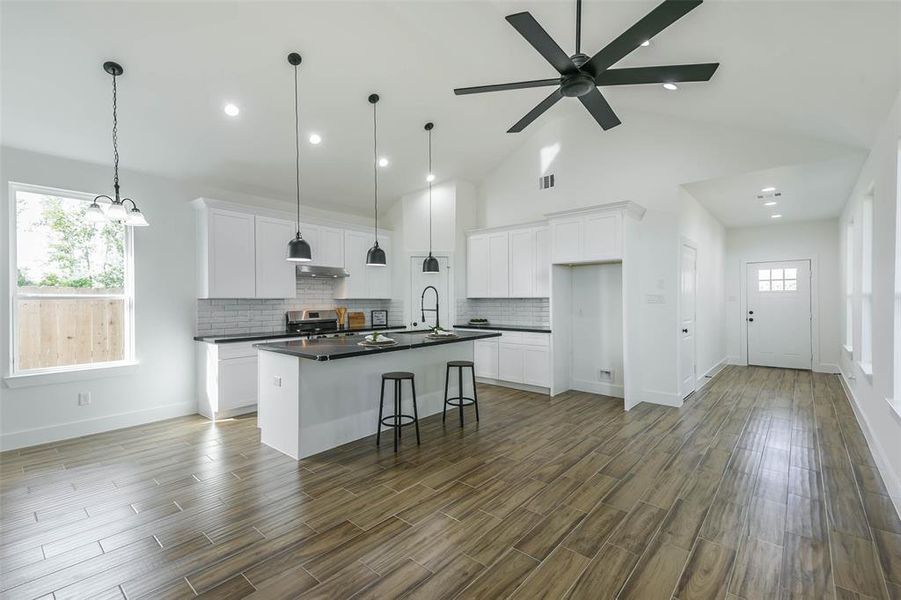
[286,310,339,336]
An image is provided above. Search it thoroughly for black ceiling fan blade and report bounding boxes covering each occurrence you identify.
[584,0,703,77]
[579,88,621,130]
[596,63,719,86]
[454,78,560,96]
[506,12,577,75]
[507,89,563,133]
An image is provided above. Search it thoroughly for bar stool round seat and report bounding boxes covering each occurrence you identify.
[377,372,420,452]
[443,361,480,428]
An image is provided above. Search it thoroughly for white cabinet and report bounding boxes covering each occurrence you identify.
[305,224,344,268]
[523,346,550,387]
[255,216,297,299]
[474,339,499,379]
[508,229,534,297]
[203,208,256,298]
[218,356,258,412]
[550,211,622,264]
[335,230,392,299]
[467,235,490,298]
[498,343,524,383]
[197,341,278,420]
[534,226,550,297]
[488,233,510,297]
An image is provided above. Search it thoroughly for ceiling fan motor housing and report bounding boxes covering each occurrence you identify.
[561,71,595,97]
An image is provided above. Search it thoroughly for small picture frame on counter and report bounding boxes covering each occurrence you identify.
[370,310,388,328]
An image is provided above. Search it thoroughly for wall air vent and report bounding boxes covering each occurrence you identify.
[539,174,555,190]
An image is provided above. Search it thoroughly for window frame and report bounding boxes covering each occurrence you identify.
[844,221,854,353]
[892,141,901,417]
[859,191,874,376]
[7,182,136,379]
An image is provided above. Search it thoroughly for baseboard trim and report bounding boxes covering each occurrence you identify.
[815,363,841,374]
[637,388,683,408]
[726,355,743,366]
[474,377,549,396]
[0,402,198,452]
[571,379,624,398]
[838,370,901,520]
[696,358,728,390]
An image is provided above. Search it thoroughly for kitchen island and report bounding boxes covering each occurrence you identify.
[255,330,501,459]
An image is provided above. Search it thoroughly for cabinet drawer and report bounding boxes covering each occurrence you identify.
[218,342,257,360]
[498,331,524,344]
[520,332,550,347]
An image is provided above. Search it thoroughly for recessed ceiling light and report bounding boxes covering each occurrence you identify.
[378,157,389,167]
[640,40,651,47]
[662,82,678,91]
[764,201,777,206]
[761,186,776,192]
[426,173,436,183]
[223,103,240,117]
[771,214,782,219]
[309,133,322,145]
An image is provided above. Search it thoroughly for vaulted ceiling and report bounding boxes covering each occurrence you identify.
[2,1,898,215]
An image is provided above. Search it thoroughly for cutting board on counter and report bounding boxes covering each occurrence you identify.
[348,312,366,329]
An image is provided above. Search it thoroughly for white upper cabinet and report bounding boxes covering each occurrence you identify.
[548,205,639,265]
[199,208,256,299]
[467,226,549,298]
[254,216,297,299]
[335,230,392,299]
[305,224,344,268]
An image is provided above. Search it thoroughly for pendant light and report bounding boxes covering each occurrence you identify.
[422,122,439,273]
[365,93,387,266]
[86,61,149,227]
[286,52,312,262]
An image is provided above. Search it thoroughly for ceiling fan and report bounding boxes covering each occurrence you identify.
[454,0,719,133]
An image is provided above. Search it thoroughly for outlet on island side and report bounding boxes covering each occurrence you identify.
[77,392,91,406]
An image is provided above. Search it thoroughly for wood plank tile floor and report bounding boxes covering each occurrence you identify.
[1,366,899,599]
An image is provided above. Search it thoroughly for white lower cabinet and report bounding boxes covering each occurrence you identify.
[474,339,499,379]
[498,343,525,382]
[522,347,550,387]
[461,329,551,390]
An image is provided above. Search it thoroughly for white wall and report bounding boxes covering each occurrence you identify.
[725,219,841,372]
[570,264,624,397]
[0,146,373,450]
[839,90,901,509]
[477,107,852,407]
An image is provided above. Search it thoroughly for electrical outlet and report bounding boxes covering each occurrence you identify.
[598,369,614,382]
[77,392,91,406]
[272,376,282,387]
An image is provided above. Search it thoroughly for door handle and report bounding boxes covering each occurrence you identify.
[748,310,754,315]
[682,328,688,333]
[748,318,754,322]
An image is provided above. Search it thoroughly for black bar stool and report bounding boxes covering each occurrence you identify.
[443,360,479,427]
[377,372,420,452]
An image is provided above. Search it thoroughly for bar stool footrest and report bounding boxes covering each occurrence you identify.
[380,414,417,428]
[445,396,477,408]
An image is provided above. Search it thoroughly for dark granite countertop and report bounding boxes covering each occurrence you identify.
[453,323,552,334]
[254,329,502,361]
[194,325,407,344]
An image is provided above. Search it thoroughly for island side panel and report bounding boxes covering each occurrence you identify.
[296,341,475,459]
[257,350,302,460]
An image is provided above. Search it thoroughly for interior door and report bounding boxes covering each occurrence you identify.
[747,260,812,369]
[411,256,449,329]
[680,244,697,398]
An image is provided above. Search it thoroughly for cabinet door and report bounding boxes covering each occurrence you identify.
[467,235,490,298]
[208,209,255,298]
[474,339,499,379]
[319,226,345,268]
[303,224,321,264]
[488,232,510,297]
[254,216,297,299]
[551,218,582,264]
[218,356,257,412]
[508,229,534,298]
[533,226,550,298]
[523,347,550,387]
[367,234,391,299]
[336,231,368,299]
[497,343,524,383]
[583,212,622,261]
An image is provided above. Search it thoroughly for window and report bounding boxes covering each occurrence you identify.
[757,267,798,292]
[845,221,854,351]
[10,183,134,374]
[860,192,874,373]
[894,142,901,413]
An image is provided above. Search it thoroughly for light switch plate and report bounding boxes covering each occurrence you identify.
[273,376,282,387]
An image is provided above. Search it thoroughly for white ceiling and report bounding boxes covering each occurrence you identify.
[683,153,868,228]
[2,1,898,216]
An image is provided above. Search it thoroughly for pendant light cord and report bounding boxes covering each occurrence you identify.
[575,0,582,54]
[111,71,120,200]
[293,63,301,235]
[428,127,432,254]
[372,101,379,243]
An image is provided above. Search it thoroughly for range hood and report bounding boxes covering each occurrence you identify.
[295,265,349,278]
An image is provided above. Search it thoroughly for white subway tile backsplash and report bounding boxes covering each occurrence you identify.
[455,298,549,327]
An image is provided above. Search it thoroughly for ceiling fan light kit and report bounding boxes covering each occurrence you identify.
[454,0,719,133]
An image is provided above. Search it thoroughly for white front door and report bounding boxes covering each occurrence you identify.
[680,244,697,398]
[411,256,450,329]
[747,260,812,369]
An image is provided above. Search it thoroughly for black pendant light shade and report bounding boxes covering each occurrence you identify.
[286,52,312,262]
[366,93,387,266]
[287,233,312,262]
[422,122,439,273]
